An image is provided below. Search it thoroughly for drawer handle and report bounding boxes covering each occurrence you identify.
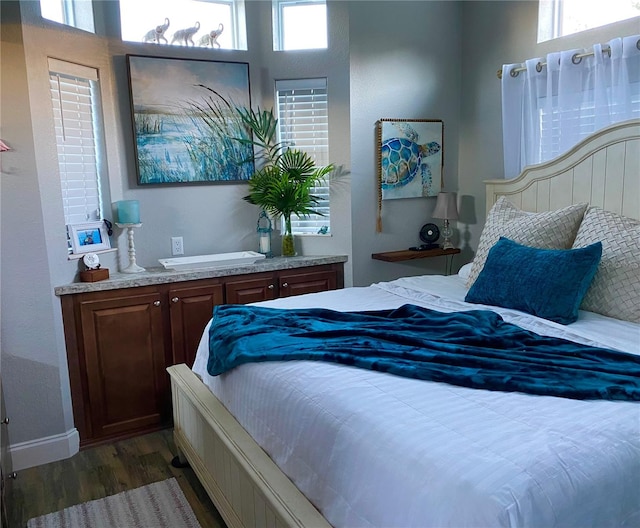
[153,300,161,307]
[1,417,8,425]
[171,297,179,303]
[9,472,17,479]
[282,282,289,288]
[268,284,274,290]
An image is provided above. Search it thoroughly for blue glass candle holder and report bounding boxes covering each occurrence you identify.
[116,200,140,224]
[257,210,273,258]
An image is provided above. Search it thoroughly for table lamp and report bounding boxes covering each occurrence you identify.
[432,192,458,249]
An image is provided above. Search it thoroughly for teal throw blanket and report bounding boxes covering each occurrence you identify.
[207,304,640,401]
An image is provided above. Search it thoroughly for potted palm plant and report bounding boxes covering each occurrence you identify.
[189,86,334,256]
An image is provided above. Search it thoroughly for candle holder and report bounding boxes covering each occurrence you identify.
[116,223,145,273]
[116,200,140,224]
[257,210,273,258]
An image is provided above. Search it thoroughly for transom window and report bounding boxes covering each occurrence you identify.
[272,0,327,51]
[119,0,247,50]
[538,0,640,42]
[39,0,95,33]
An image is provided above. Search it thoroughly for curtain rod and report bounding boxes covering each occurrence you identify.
[496,38,640,79]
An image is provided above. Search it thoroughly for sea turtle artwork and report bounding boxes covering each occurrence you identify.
[379,120,443,200]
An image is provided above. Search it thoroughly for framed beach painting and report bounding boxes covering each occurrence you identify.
[126,55,253,185]
[377,119,444,200]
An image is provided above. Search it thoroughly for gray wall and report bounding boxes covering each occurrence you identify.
[1,0,637,463]
[349,1,463,287]
[1,1,75,444]
[108,1,353,283]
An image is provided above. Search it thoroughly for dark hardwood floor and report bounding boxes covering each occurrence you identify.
[6,428,226,528]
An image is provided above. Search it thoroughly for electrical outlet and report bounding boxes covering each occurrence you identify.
[171,236,184,256]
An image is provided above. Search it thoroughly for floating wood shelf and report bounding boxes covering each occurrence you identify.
[371,247,461,262]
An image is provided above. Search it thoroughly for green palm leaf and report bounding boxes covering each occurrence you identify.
[188,85,335,232]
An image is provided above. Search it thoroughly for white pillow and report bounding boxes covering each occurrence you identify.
[457,263,473,282]
[572,207,640,323]
[467,197,588,288]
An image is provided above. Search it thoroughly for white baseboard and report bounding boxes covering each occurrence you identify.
[10,428,79,471]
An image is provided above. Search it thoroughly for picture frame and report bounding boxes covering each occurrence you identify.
[126,54,254,185]
[376,118,444,200]
[68,221,111,254]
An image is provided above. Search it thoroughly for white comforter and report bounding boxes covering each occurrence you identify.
[192,273,640,528]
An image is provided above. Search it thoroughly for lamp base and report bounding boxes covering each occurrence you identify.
[441,239,455,250]
[441,219,454,250]
[121,263,145,274]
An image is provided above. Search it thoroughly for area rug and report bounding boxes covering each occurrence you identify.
[27,477,201,528]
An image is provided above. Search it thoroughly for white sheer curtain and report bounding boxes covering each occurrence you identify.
[501,35,640,179]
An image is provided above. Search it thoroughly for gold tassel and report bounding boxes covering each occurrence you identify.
[376,123,383,233]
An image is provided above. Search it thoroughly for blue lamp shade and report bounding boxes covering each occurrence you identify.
[116,200,140,224]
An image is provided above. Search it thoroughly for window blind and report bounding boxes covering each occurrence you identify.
[48,59,103,227]
[276,78,330,235]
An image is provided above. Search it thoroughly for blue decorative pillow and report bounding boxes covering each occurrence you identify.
[465,237,602,324]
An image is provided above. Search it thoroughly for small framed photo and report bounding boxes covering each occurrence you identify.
[68,221,111,254]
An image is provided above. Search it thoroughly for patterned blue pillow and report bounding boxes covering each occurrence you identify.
[465,237,602,324]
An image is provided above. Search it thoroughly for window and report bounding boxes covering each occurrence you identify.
[538,89,640,163]
[48,59,107,250]
[538,0,640,42]
[276,78,330,235]
[39,0,95,32]
[272,0,327,51]
[500,36,640,178]
[119,0,247,50]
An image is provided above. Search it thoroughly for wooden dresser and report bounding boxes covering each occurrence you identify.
[56,256,346,448]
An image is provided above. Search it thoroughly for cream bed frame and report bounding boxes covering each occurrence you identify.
[167,119,640,528]
[485,119,639,218]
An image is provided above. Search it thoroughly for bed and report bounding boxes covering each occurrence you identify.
[167,119,640,528]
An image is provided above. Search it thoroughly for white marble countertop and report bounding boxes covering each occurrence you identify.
[55,255,348,296]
